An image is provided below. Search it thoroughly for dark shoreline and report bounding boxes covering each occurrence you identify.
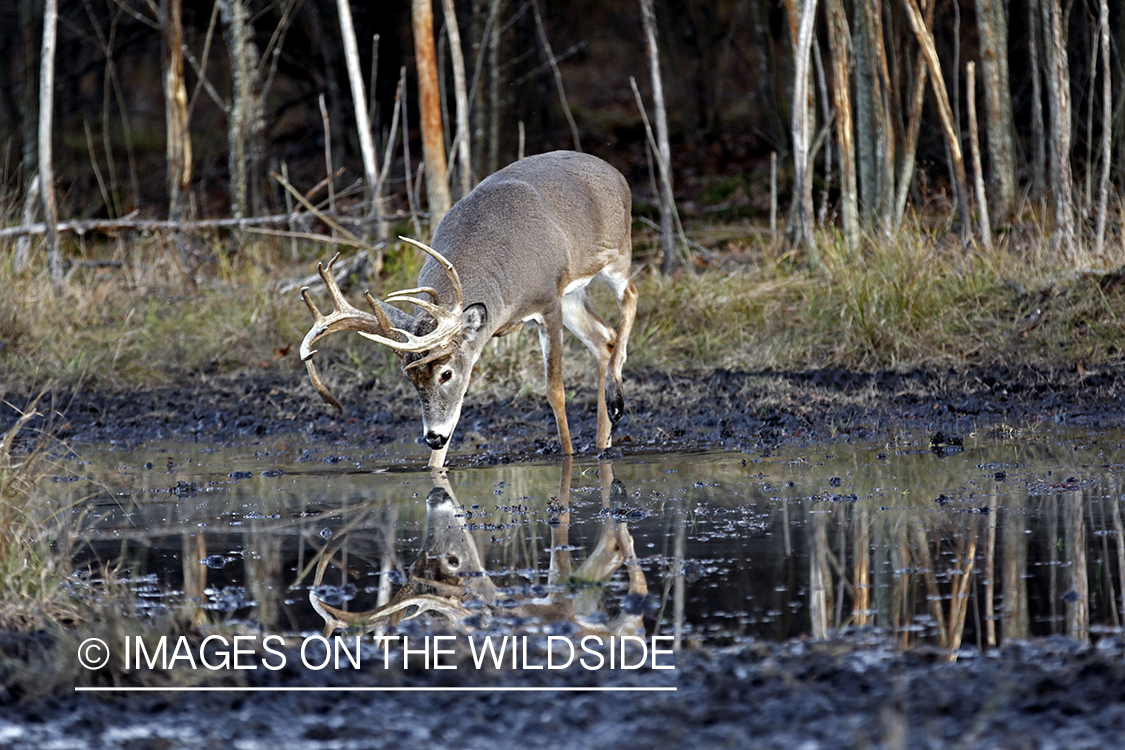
[5,360,1124,460]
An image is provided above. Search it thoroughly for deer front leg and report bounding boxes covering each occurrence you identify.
[537,309,574,455]
[427,443,451,469]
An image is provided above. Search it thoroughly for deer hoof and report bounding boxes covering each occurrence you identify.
[606,381,625,423]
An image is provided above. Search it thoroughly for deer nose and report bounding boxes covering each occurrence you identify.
[425,431,448,449]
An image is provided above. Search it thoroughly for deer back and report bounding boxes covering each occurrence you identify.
[418,150,632,331]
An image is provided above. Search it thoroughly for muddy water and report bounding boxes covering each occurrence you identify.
[47,428,1125,651]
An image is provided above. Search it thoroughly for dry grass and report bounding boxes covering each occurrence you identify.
[3,220,1125,399]
[629,224,1125,375]
[0,402,86,632]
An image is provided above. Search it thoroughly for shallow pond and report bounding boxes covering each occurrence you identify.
[46,427,1125,653]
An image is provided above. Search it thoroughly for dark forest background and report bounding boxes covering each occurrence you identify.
[1,0,1123,261]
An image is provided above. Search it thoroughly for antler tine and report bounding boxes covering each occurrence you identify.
[364,290,398,340]
[398,236,464,312]
[300,286,326,324]
[385,293,450,322]
[388,286,440,300]
[317,253,351,310]
[304,358,343,410]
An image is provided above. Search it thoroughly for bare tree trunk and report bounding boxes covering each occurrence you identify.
[220,0,266,219]
[442,0,472,199]
[162,0,192,223]
[1084,22,1097,216]
[483,0,504,176]
[641,0,676,274]
[894,0,934,229]
[974,0,1015,219]
[827,0,858,251]
[374,74,405,241]
[400,66,423,237]
[967,61,993,250]
[812,40,832,227]
[855,0,894,230]
[412,0,452,230]
[1043,0,1076,261]
[336,0,381,234]
[1094,0,1111,259]
[770,150,778,234]
[318,93,336,214]
[1028,0,1047,200]
[13,174,39,273]
[903,0,972,241]
[307,7,345,199]
[786,0,818,249]
[19,0,39,196]
[39,0,63,291]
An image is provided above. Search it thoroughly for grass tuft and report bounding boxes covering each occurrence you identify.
[0,401,85,632]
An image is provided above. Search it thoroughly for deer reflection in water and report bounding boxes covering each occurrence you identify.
[307,459,651,639]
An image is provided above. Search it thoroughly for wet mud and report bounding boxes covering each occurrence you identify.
[8,360,1125,459]
[3,362,1125,749]
[4,631,1125,749]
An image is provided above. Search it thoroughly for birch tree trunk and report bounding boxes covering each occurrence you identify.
[220,0,266,219]
[827,0,858,251]
[441,0,472,199]
[13,175,39,273]
[161,0,193,223]
[40,0,63,291]
[1042,0,1076,261]
[641,0,676,274]
[336,0,381,234]
[855,0,894,229]
[973,0,1015,218]
[412,0,452,230]
[966,61,993,250]
[1094,0,1111,259]
[786,0,818,249]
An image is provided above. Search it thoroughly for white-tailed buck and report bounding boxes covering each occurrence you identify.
[300,150,637,467]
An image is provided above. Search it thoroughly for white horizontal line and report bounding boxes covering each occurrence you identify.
[75,686,676,693]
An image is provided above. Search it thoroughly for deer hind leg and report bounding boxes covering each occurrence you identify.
[607,277,637,419]
[593,266,638,433]
[535,307,574,456]
[561,289,617,450]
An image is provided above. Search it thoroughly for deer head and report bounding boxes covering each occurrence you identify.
[299,239,488,459]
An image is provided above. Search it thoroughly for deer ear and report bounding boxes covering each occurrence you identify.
[461,304,488,342]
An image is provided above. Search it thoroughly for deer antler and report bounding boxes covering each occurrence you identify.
[356,236,464,355]
[301,254,421,408]
[299,242,467,406]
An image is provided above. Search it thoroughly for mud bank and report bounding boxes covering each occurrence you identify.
[2,633,1125,749]
[5,361,1124,461]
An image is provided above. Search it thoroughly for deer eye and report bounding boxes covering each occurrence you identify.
[440,369,453,384]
